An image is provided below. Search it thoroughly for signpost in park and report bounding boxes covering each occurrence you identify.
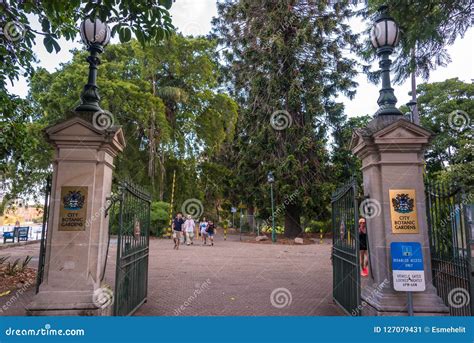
[231,207,237,228]
[390,242,426,316]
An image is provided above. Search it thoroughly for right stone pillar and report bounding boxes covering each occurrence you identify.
[351,115,449,316]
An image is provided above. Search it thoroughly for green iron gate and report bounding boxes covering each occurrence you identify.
[36,175,52,293]
[112,181,151,316]
[331,177,360,315]
[425,180,473,316]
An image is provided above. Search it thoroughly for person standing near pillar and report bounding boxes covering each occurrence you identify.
[359,218,368,277]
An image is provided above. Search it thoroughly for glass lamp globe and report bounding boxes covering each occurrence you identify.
[80,18,111,49]
[370,7,400,49]
[267,171,275,184]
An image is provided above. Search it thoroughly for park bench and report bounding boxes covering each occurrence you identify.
[16,226,30,242]
[2,226,30,243]
[3,230,15,243]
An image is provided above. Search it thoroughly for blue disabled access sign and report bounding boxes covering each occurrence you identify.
[390,242,426,292]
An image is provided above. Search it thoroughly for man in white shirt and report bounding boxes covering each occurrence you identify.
[183,215,195,246]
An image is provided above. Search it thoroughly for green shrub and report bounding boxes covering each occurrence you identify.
[306,220,331,234]
[260,225,284,234]
[150,201,171,237]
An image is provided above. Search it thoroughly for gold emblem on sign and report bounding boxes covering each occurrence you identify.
[389,189,419,234]
[59,186,88,231]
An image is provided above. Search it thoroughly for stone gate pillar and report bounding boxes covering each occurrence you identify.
[27,116,125,315]
[350,115,448,316]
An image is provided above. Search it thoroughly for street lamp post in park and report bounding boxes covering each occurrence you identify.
[75,18,111,113]
[406,99,417,123]
[267,171,276,243]
[370,5,403,117]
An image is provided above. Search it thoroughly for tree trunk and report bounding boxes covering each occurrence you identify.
[284,204,301,238]
[410,49,420,125]
[158,142,165,201]
[247,205,255,230]
[148,75,157,191]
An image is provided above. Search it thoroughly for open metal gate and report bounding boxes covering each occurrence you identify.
[331,178,360,315]
[425,180,473,316]
[36,175,52,293]
[113,181,151,316]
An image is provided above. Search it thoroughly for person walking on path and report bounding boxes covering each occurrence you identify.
[172,212,185,250]
[207,220,216,246]
[184,215,195,246]
[199,217,208,245]
[359,217,368,276]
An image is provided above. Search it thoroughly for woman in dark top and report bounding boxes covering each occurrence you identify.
[359,217,368,276]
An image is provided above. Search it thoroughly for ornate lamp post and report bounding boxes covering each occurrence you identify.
[267,171,276,243]
[370,5,402,116]
[75,18,111,113]
[406,99,417,122]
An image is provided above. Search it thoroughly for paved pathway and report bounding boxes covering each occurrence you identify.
[0,232,344,316]
[136,232,343,316]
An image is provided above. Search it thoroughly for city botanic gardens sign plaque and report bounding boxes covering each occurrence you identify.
[59,186,88,231]
[389,189,419,234]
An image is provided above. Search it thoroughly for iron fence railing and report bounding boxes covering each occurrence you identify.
[425,180,473,316]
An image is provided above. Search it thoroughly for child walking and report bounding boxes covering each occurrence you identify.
[199,217,208,245]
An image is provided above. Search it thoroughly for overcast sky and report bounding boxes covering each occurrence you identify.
[7,0,474,118]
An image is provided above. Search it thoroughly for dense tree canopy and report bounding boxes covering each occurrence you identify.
[1,1,471,235]
[1,0,175,212]
[212,0,359,237]
[416,78,473,188]
[1,35,238,217]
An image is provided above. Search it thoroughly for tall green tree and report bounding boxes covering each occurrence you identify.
[16,36,238,209]
[0,0,174,93]
[1,0,175,207]
[330,114,371,186]
[212,0,358,237]
[416,78,473,188]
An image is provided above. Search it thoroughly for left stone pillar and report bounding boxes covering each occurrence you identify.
[27,116,125,316]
